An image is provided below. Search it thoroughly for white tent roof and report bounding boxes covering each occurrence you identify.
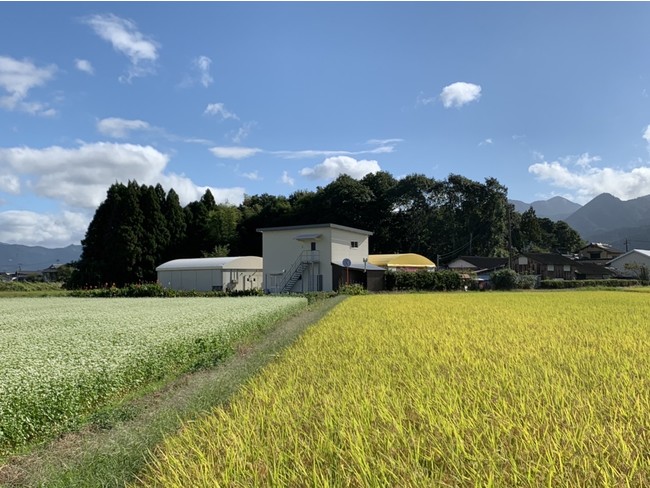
[156,256,262,271]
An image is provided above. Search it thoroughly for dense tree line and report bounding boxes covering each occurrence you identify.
[69,173,584,287]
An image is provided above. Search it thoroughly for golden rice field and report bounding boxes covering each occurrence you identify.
[137,291,650,487]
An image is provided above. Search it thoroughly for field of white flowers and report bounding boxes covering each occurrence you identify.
[0,296,306,453]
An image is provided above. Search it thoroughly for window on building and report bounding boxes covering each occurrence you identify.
[351,241,359,248]
[547,264,555,271]
[590,252,601,259]
[563,265,571,272]
[311,242,316,251]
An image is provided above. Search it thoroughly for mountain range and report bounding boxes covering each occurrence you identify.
[0,243,82,273]
[510,193,650,251]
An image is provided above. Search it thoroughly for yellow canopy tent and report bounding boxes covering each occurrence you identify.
[368,253,436,270]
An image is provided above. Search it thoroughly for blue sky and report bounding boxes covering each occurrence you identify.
[3,2,650,247]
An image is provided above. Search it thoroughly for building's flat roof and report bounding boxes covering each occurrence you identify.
[257,223,373,235]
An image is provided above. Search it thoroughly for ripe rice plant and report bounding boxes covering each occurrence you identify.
[137,291,650,487]
[0,296,306,454]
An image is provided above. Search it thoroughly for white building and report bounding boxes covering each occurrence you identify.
[606,249,650,278]
[257,223,383,293]
[156,256,263,292]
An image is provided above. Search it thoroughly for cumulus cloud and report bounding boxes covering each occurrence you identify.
[0,210,90,247]
[209,146,261,160]
[0,142,245,210]
[204,102,238,120]
[281,171,295,186]
[84,13,159,82]
[440,82,482,108]
[0,55,57,115]
[74,58,94,75]
[97,117,151,138]
[643,125,650,144]
[300,156,381,181]
[529,155,650,203]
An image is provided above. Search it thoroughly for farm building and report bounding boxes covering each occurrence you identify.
[447,256,509,285]
[512,252,615,281]
[257,223,385,293]
[368,253,436,271]
[606,249,650,278]
[156,256,263,292]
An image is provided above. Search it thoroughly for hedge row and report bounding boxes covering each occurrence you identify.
[539,279,650,289]
[384,270,464,291]
[69,283,265,298]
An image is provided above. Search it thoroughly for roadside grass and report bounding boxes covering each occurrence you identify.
[0,282,68,298]
[0,295,346,488]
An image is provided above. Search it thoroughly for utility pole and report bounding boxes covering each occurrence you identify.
[469,232,473,256]
[625,238,629,252]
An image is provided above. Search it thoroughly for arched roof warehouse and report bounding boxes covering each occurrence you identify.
[368,253,436,270]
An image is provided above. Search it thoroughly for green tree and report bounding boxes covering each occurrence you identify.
[161,188,187,261]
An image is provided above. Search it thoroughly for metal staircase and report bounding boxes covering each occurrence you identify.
[278,250,319,293]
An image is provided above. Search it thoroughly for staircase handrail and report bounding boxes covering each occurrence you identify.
[278,250,320,292]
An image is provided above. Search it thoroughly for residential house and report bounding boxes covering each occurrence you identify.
[513,252,615,281]
[512,253,578,280]
[41,263,64,282]
[257,223,385,293]
[447,256,508,277]
[578,243,624,263]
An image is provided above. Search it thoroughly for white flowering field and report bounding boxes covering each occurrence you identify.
[0,296,306,453]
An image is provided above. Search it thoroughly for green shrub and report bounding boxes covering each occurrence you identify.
[383,269,462,292]
[517,274,537,290]
[539,279,648,289]
[491,268,519,290]
[338,283,368,295]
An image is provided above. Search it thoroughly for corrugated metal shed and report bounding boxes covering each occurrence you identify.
[156,257,263,292]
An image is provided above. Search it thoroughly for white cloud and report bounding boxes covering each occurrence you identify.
[209,146,261,160]
[97,117,151,138]
[0,173,20,194]
[0,210,90,247]
[440,82,482,108]
[241,170,261,181]
[0,55,57,115]
[643,125,650,144]
[575,152,601,168]
[272,145,395,160]
[74,58,94,75]
[300,156,381,181]
[0,141,245,208]
[204,102,239,120]
[229,121,257,143]
[479,138,493,146]
[84,13,159,82]
[281,171,294,186]
[194,55,213,87]
[367,138,404,145]
[529,158,650,203]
